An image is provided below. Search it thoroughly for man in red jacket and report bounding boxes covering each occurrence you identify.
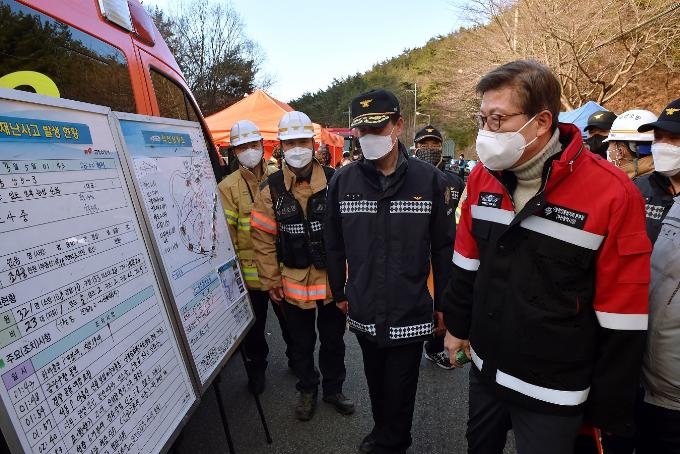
[440,60,651,454]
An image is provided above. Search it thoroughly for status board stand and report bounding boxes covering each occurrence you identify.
[240,346,273,444]
[212,373,236,454]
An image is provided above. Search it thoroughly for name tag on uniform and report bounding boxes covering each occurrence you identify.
[344,193,363,201]
[541,203,588,229]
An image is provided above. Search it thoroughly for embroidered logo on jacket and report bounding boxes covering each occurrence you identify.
[449,188,460,203]
[478,192,502,208]
[541,203,588,229]
[344,193,363,201]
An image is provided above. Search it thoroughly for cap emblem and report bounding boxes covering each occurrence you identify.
[665,108,680,116]
[359,99,373,108]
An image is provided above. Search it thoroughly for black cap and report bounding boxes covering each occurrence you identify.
[584,110,617,132]
[350,89,400,128]
[414,125,442,143]
[638,98,680,134]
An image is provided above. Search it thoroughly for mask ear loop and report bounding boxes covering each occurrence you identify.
[387,125,398,154]
[511,114,539,150]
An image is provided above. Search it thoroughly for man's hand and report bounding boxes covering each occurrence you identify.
[268,286,285,303]
[335,300,348,315]
[444,331,471,368]
[434,311,446,337]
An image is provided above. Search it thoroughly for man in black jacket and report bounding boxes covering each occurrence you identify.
[584,110,617,159]
[413,124,464,370]
[634,98,680,244]
[324,89,456,454]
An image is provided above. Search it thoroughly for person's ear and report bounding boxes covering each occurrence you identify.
[394,117,405,136]
[535,110,553,137]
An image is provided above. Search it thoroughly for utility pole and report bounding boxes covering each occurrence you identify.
[406,82,417,145]
[413,82,417,142]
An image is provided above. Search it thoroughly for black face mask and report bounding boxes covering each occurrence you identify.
[585,135,608,158]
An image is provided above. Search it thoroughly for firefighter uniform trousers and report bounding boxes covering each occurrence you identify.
[250,162,347,397]
[243,289,292,369]
[284,300,346,394]
[218,162,294,375]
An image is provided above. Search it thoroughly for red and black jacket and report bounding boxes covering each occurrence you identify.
[441,123,650,435]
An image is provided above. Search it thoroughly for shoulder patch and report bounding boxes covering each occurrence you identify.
[478,192,502,208]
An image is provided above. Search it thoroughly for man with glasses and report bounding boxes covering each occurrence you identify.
[325,89,455,454]
[440,60,651,453]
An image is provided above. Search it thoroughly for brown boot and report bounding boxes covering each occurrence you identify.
[295,390,317,421]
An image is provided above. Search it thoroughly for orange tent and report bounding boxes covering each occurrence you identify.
[205,89,343,162]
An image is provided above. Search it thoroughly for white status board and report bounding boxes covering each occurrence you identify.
[0,90,197,454]
[114,113,253,389]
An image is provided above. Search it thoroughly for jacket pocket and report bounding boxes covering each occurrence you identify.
[530,242,595,316]
[616,232,652,284]
[281,266,309,282]
[520,321,590,362]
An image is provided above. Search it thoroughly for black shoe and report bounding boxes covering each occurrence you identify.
[424,350,454,370]
[358,433,375,454]
[295,390,317,421]
[323,392,355,415]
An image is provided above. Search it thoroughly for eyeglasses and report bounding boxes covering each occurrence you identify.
[472,112,527,131]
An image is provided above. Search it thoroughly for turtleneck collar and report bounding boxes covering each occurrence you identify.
[512,128,561,181]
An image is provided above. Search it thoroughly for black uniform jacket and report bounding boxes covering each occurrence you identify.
[324,143,456,347]
[634,171,675,244]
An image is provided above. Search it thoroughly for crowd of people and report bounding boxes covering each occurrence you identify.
[217,59,680,454]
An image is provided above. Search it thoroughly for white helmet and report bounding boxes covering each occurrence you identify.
[278,111,315,140]
[605,109,657,142]
[230,120,263,147]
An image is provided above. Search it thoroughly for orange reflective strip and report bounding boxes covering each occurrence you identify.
[250,211,277,235]
[282,278,327,301]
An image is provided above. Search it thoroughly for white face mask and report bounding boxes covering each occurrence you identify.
[475,115,537,171]
[359,127,396,160]
[651,142,680,177]
[236,147,263,169]
[284,146,313,168]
